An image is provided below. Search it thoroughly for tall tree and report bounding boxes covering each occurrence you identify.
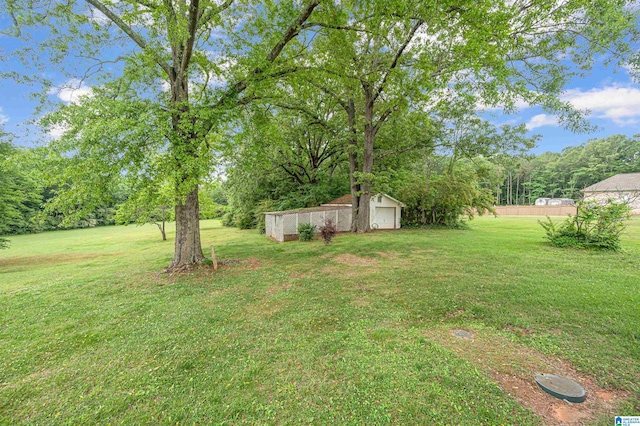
[2,0,322,270]
[290,0,635,231]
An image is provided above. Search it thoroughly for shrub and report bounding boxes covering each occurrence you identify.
[399,167,495,228]
[318,218,337,245]
[298,222,316,242]
[539,199,631,251]
[234,209,255,229]
[221,211,235,227]
[254,199,275,234]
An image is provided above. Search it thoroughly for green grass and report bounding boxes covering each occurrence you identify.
[1,217,639,424]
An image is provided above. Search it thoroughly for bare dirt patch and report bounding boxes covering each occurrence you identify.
[375,251,398,259]
[332,254,379,266]
[240,257,263,271]
[425,328,628,425]
[243,297,288,319]
[444,309,467,319]
[350,297,370,308]
[317,254,381,278]
[210,257,268,277]
[288,271,305,279]
[266,282,291,295]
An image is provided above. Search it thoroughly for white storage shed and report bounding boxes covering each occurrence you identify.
[264,193,404,242]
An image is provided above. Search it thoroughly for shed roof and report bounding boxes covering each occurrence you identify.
[583,173,640,192]
[323,193,405,207]
[263,205,351,216]
[323,194,353,205]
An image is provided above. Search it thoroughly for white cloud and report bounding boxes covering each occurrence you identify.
[562,85,640,126]
[47,123,70,140]
[526,113,559,130]
[0,107,8,125]
[47,79,93,104]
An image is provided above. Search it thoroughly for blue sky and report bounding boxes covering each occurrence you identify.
[489,62,640,153]
[2,15,640,155]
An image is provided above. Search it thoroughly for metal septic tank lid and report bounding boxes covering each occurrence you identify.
[451,329,474,340]
[535,374,587,403]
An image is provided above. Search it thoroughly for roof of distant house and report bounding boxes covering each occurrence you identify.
[583,173,640,192]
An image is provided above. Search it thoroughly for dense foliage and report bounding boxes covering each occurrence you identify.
[0,133,41,248]
[539,200,632,250]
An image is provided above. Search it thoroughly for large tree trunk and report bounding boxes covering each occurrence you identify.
[168,186,205,271]
[349,151,360,232]
[354,91,376,233]
[346,98,361,232]
[165,73,205,271]
[354,141,373,233]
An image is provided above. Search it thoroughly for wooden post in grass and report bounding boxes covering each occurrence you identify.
[210,245,218,271]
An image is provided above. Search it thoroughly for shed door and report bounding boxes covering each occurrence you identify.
[373,207,395,229]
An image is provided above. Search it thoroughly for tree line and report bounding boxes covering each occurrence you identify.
[4,119,638,245]
[494,134,640,205]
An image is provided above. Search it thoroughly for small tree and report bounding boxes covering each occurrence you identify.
[318,218,337,245]
[298,222,316,242]
[539,199,631,250]
[115,184,174,241]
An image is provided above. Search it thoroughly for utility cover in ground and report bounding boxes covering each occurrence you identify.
[535,374,586,403]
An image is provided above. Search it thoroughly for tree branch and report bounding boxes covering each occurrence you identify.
[198,0,234,28]
[300,21,373,33]
[83,0,172,77]
[375,144,420,160]
[373,19,423,103]
[210,0,320,110]
[181,0,200,73]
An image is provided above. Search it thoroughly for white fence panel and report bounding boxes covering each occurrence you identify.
[283,214,297,235]
[337,209,351,231]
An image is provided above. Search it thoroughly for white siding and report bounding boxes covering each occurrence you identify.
[369,194,402,229]
[373,207,396,229]
[584,191,640,215]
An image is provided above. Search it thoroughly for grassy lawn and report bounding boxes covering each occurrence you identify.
[1,217,638,424]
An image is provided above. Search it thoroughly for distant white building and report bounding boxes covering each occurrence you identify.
[535,197,574,206]
[583,173,640,215]
[264,193,405,242]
